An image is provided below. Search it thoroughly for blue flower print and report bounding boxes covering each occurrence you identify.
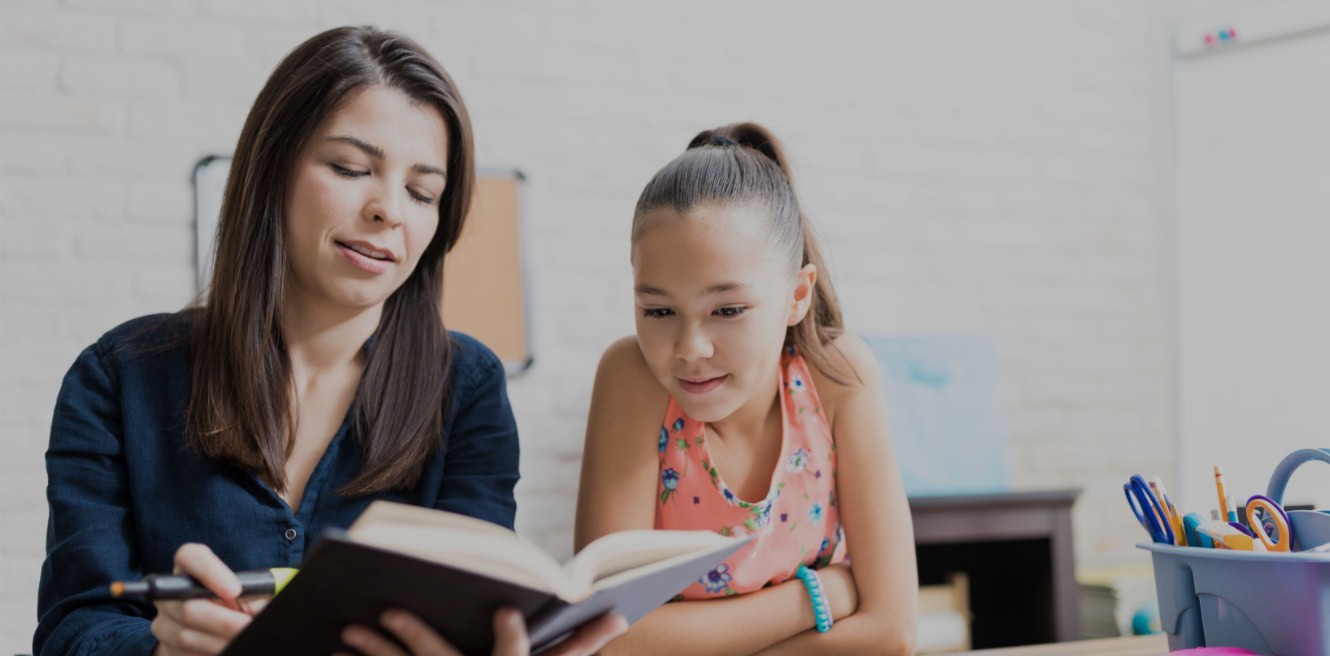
[660,468,680,504]
[790,375,805,392]
[816,536,835,568]
[672,417,685,432]
[755,499,774,529]
[659,427,669,453]
[744,499,774,531]
[786,344,797,356]
[786,447,811,473]
[701,563,733,594]
[809,503,824,524]
[722,487,739,506]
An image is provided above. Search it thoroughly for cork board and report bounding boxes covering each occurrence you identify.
[442,170,532,373]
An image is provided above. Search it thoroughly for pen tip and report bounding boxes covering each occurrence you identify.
[110,580,150,597]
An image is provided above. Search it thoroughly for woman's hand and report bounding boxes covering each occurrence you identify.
[338,607,628,656]
[816,563,860,621]
[151,543,268,655]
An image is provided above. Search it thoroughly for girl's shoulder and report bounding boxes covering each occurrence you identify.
[597,336,650,380]
[804,332,884,425]
[601,335,670,385]
[595,335,669,408]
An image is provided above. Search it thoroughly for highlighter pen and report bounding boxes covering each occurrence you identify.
[109,568,299,600]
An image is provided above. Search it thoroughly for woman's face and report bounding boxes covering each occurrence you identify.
[632,204,814,424]
[283,84,449,316]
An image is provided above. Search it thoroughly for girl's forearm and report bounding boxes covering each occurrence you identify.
[752,613,915,656]
[597,579,819,656]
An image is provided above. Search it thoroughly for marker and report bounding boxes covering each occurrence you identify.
[110,568,299,600]
[1214,466,1230,523]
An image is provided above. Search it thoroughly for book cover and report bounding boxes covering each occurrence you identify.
[220,505,751,655]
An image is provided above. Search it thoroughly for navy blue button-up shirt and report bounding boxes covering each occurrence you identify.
[35,313,520,656]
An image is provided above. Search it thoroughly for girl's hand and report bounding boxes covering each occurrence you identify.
[338,607,628,656]
[151,543,268,655]
[816,563,860,621]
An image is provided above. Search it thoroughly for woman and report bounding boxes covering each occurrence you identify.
[35,26,623,656]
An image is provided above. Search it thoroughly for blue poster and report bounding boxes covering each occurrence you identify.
[863,335,1010,496]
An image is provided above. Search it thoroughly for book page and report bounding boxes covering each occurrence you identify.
[347,502,573,595]
[347,503,746,602]
[565,529,742,593]
[350,501,517,538]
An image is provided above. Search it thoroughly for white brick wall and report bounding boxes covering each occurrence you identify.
[0,0,1250,650]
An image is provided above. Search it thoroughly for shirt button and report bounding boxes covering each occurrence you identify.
[284,528,298,541]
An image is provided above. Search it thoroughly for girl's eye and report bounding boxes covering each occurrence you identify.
[330,163,368,178]
[408,188,436,205]
[642,308,674,319]
[716,306,746,318]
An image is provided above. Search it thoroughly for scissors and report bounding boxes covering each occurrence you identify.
[1244,494,1292,552]
[1124,474,1175,544]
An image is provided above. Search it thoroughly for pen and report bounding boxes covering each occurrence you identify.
[110,568,299,600]
[1214,466,1230,523]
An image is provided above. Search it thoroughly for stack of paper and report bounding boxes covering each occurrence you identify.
[916,572,971,654]
[1078,564,1159,638]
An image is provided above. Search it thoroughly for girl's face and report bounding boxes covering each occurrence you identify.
[283,85,449,317]
[632,204,815,424]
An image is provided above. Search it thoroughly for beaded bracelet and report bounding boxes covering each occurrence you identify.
[794,564,834,633]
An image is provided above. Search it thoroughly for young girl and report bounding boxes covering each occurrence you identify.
[576,123,917,655]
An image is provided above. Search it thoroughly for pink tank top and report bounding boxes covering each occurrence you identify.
[655,345,847,599]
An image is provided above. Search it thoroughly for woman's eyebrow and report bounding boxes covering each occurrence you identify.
[328,135,383,158]
[327,135,446,178]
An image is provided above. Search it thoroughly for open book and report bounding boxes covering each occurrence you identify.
[221,501,752,656]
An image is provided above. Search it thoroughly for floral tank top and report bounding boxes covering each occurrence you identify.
[655,345,847,599]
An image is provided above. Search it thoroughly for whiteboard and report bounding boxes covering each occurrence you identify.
[1173,1,1330,514]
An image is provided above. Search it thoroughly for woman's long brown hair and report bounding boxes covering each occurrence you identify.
[189,26,475,495]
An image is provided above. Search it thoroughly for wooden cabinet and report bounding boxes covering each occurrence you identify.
[910,489,1082,649]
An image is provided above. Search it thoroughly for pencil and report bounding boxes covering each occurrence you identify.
[1214,466,1230,522]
